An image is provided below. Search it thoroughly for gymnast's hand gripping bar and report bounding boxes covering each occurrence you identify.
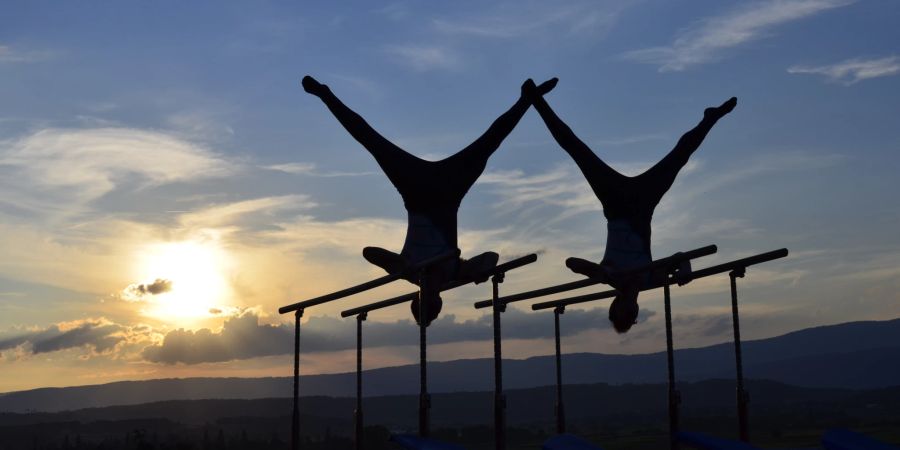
[530,248,788,311]
[474,244,718,310]
[279,249,460,314]
[340,253,538,318]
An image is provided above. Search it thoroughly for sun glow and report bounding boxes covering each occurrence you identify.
[135,240,233,324]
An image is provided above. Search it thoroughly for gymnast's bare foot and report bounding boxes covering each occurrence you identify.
[302,75,328,97]
[523,77,559,101]
[537,77,559,95]
[705,97,737,120]
[522,78,539,99]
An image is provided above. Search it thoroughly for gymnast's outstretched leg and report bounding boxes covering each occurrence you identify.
[606,97,737,333]
[528,82,625,205]
[439,78,559,285]
[528,81,629,283]
[302,75,420,193]
[303,76,423,278]
[638,97,737,207]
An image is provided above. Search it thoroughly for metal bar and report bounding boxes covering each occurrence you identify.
[291,309,302,450]
[664,282,679,450]
[355,312,366,450]
[531,248,789,311]
[492,274,506,450]
[531,288,618,311]
[418,270,430,437]
[279,249,459,314]
[553,306,566,435]
[689,248,788,280]
[474,278,602,309]
[730,270,750,443]
[476,245,717,309]
[341,253,538,318]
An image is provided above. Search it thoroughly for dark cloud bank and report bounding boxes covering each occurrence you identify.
[141,307,623,365]
[1,307,665,365]
[0,319,124,355]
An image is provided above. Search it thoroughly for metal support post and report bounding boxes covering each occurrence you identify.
[418,271,430,437]
[730,269,750,442]
[553,306,566,435]
[355,312,367,450]
[664,282,680,450]
[292,309,303,450]
[491,274,507,450]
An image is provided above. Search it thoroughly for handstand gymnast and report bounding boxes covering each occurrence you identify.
[302,76,557,325]
[528,81,736,333]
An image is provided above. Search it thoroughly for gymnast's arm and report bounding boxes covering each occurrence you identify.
[302,75,404,156]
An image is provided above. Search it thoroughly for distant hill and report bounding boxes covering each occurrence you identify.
[3,380,899,429]
[2,380,899,449]
[1,318,898,413]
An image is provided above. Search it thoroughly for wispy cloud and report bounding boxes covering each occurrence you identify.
[0,44,52,63]
[263,162,374,177]
[0,127,234,216]
[178,195,315,230]
[788,55,900,85]
[383,45,461,71]
[432,1,626,39]
[477,164,599,220]
[624,0,854,71]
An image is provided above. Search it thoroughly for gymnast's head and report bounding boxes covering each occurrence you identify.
[608,287,639,333]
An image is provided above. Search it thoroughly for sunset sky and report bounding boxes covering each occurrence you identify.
[1,0,899,393]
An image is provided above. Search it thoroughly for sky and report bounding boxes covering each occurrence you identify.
[0,0,898,393]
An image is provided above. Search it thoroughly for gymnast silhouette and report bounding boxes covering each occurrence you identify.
[303,76,558,326]
[528,81,737,333]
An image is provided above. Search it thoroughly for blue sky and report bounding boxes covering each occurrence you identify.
[0,0,898,392]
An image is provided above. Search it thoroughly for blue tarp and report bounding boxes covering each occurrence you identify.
[677,431,762,450]
[822,429,899,450]
[542,433,605,450]
[390,434,468,450]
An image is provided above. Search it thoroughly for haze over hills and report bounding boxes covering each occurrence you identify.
[1,318,898,413]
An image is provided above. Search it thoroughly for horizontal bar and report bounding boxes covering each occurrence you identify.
[530,288,618,311]
[689,248,788,279]
[279,249,460,314]
[474,245,717,310]
[340,253,539,318]
[531,248,788,311]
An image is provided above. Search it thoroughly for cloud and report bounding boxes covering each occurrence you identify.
[0,318,146,357]
[624,0,853,71]
[0,44,52,63]
[788,55,900,85]
[0,127,234,216]
[431,1,625,39]
[122,279,173,302]
[140,308,619,364]
[177,195,315,230]
[263,162,374,177]
[383,45,461,71]
[477,164,601,221]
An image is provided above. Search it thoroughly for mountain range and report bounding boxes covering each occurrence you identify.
[1,318,897,413]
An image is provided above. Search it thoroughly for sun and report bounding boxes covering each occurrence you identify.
[134,240,233,324]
